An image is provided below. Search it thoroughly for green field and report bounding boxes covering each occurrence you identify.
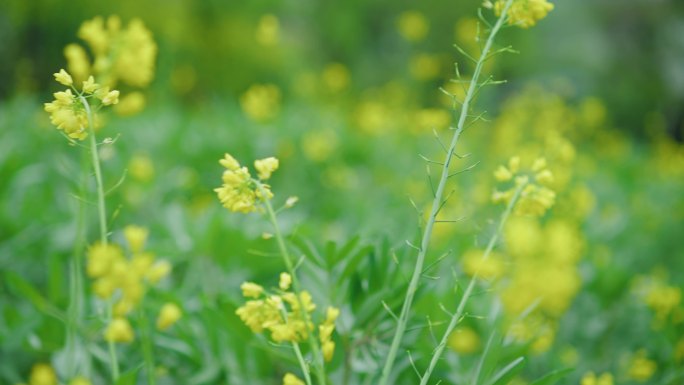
[1,1,683,384]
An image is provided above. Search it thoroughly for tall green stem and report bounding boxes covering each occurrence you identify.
[259,186,327,385]
[378,2,513,384]
[139,308,157,385]
[293,342,314,385]
[81,96,119,381]
[419,183,524,385]
[65,150,88,378]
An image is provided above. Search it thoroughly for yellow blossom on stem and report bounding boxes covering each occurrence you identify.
[255,157,279,180]
[29,364,57,385]
[495,0,554,29]
[53,69,73,86]
[283,373,305,385]
[241,282,264,298]
[279,272,292,290]
[157,302,183,331]
[104,317,135,343]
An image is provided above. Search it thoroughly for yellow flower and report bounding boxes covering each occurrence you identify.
[64,44,90,83]
[114,91,146,116]
[86,242,124,278]
[397,11,429,42]
[124,225,148,253]
[495,0,554,29]
[319,306,339,361]
[240,84,281,122]
[81,76,99,93]
[628,350,656,382]
[104,317,135,343]
[100,89,120,105]
[241,282,264,298]
[157,302,183,331]
[146,260,172,283]
[279,272,292,290]
[128,154,155,182]
[581,371,614,385]
[494,165,513,181]
[254,157,279,180]
[53,69,73,86]
[283,373,305,385]
[462,249,505,280]
[448,326,480,354]
[256,14,280,46]
[29,364,57,385]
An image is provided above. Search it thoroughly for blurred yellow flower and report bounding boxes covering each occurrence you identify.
[495,0,554,29]
[28,364,57,385]
[628,350,657,382]
[256,14,280,46]
[397,11,429,42]
[157,302,183,331]
[448,326,481,354]
[104,317,135,343]
[283,373,305,385]
[581,371,614,385]
[240,84,281,122]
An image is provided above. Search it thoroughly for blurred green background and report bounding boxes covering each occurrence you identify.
[1,0,684,384]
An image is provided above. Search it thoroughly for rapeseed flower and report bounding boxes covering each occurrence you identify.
[157,302,183,331]
[494,0,554,29]
[283,373,305,385]
[492,156,556,216]
[215,153,277,213]
[28,364,57,385]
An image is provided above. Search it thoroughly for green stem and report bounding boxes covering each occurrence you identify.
[81,96,119,381]
[139,308,157,385]
[378,3,513,384]
[293,342,314,385]
[259,185,328,385]
[65,149,88,378]
[419,182,524,385]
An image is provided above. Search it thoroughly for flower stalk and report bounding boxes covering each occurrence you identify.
[419,181,525,385]
[82,96,120,381]
[378,1,515,383]
[259,183,328,385]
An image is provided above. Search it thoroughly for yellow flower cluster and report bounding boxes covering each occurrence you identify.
[236,273,339,361]
[628,350,657,382]
[240,84,281,122]
[492,156,556,216]
[44,69,119,140]
[634,274,682,324]
[494,0,554,29]
[214,153,278,213]
[68,16,156,88]
[63,16,156,116]
[581,371,614,385]
[86,225,172,342]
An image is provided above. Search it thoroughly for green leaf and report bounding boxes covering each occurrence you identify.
[529,368,574,385]
[484,357,525,385]
[114,367,140,385]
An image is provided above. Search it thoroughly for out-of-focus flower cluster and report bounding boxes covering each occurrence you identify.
[65,15,156,116]
[236,273,339,362]
[214,153,279,213]
[493,0,554,29]
[492,155,556,217]
[44,69,119,140]
[86,225,177,343]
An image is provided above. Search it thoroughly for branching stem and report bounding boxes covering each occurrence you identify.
[378,2,514,383]
[82,96,119,381]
